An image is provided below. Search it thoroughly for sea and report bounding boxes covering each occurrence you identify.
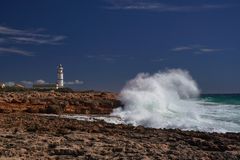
[197,94,240,132]
[201,94,240,106]
[61,69,240,133]
[59,94,240,134]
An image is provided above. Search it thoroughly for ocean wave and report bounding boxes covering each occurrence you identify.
[112,69,240,133]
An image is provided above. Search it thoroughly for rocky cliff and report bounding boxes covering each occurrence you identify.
[0,91,121,114]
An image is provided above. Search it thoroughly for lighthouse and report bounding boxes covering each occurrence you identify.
[57,64,64,88]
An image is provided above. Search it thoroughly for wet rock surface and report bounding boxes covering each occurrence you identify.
[0,91,121,114]
[0,113,239,160]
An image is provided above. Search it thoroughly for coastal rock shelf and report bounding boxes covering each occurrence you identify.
[0,91,240,159]
[0,113,240,159]
[0,91,121,114]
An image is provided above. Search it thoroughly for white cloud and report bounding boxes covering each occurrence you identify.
[20,79,84,86]
[21,81,33,85]
[0,47,33,56]
[65,80,84,85]
[171,46,193,52]
[171,45,223,54]
[35,79,47,84]
[199,48,222,53]
[105,0,231,12]
[10,35,66,45]
[4,82,15,86]
[151,58,165,62]
[0,25,32,36]
[5,79,84,87]
[0,25,66,56]
[0,25,66,42]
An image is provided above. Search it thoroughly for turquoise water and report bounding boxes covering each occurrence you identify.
[65,93,240,133]
[192,94,240,132]
[201,94,240,105]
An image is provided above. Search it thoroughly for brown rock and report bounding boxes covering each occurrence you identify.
[45,105,63,114]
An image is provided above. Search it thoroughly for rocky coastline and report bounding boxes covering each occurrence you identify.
[0,91,240,159]
[0,91,121,114]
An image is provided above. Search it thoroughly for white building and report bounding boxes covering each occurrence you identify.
[0,83,5,89]
[57,64,64,88]
[33,64,64,90]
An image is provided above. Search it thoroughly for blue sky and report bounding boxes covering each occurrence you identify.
[0,0,240,93]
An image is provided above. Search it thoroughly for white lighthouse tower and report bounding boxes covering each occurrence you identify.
[57,64,64,88]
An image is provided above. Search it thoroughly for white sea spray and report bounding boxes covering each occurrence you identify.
[112,69,240,133]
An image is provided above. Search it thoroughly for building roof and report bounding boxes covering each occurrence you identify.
[14,84,25,88]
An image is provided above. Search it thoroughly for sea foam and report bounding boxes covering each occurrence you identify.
[112,69,240,133]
